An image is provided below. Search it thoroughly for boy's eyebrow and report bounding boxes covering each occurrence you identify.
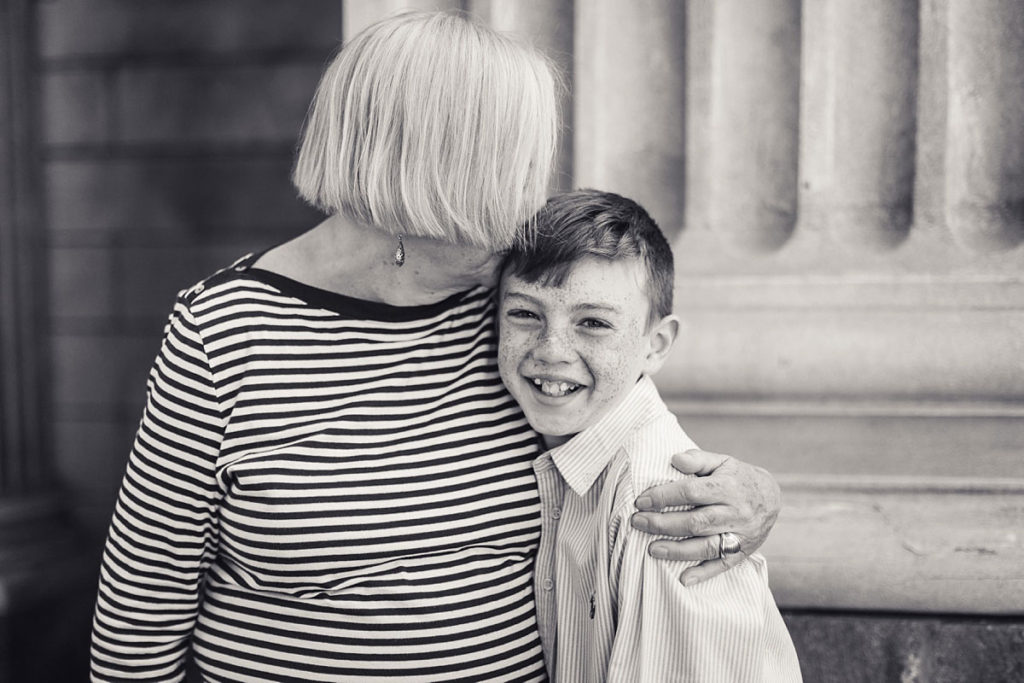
[574,303,622,314]
[502,291,539,304]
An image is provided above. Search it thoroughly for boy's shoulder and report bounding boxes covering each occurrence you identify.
[619,413,697,491]
[604,385,698,501]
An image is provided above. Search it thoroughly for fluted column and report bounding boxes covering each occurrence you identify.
[945,0,1024,252]
[574,0,687,237]
[802,0,918,251]
[706,0,800,252]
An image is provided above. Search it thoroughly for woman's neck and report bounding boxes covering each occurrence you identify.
[254,215,501,306]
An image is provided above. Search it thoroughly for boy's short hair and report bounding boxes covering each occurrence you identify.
[292,10,558,251]
[503,189,674,325]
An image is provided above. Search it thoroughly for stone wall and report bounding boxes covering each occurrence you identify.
[41,0,333,540]
[2,1,335,679]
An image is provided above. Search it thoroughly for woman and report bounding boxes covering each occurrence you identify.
[90,11,779,681]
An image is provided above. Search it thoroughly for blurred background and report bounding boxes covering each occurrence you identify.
[1,0,1022,680]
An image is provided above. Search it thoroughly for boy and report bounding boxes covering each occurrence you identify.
[497,189,801,682]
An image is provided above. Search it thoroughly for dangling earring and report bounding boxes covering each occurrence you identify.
[394,234,405,267]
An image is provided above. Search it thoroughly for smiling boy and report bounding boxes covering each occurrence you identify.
[498,189,801,682]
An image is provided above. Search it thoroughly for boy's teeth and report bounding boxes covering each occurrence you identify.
[532,378,579,397]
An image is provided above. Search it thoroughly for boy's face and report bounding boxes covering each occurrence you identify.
[498,255,675,448]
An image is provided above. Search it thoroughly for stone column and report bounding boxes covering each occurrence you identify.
[705,0,801,252]
[574,0,687,238]
[945,0,1024,252]
[801,0,919,251]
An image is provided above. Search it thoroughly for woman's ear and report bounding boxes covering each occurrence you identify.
[643,314,680,376]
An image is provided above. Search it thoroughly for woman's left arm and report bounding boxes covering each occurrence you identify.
[629,448,781,585]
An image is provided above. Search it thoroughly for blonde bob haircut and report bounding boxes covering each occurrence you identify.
[292,11,559,251]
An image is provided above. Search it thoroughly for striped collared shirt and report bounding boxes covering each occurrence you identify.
[532,376,801,682]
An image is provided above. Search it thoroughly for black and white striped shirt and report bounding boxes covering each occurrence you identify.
[91,254,547,682]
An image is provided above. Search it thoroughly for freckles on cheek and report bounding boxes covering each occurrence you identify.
[587,332,645,387]
[497,341,513,371]
[497,333,526,374]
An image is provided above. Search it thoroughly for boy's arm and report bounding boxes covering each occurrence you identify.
[630,448,781,584]
[608,507,795,683]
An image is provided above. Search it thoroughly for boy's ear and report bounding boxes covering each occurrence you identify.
[643,314,680,376]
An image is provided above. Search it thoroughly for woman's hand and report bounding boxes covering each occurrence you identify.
[630,448,781,585]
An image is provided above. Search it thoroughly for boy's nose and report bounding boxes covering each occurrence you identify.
[532,327,575,364]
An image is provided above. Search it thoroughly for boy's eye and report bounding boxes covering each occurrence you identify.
[505,308,540,321]
[580,318,612,330]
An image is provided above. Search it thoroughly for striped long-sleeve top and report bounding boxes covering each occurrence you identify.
[90,254,548,682]
[532,376,801,682]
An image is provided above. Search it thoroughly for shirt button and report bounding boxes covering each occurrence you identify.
[234,264,247,272]
[193,283,205,294]
[542,578,554,591]
[551,508,561,520]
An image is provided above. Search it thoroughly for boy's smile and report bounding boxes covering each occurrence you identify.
[498,256,672,448]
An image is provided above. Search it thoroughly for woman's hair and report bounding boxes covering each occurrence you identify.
[292,11,559,251]
[503,188,675,327]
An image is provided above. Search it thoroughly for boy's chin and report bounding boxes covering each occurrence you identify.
[539,430,575,449]
[524,416,579,445]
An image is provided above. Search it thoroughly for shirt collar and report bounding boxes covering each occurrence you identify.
[546,375,667,497]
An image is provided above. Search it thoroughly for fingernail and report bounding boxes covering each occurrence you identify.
[631,514,650,532]
[650,545,667,559]
[635,496,653,510]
